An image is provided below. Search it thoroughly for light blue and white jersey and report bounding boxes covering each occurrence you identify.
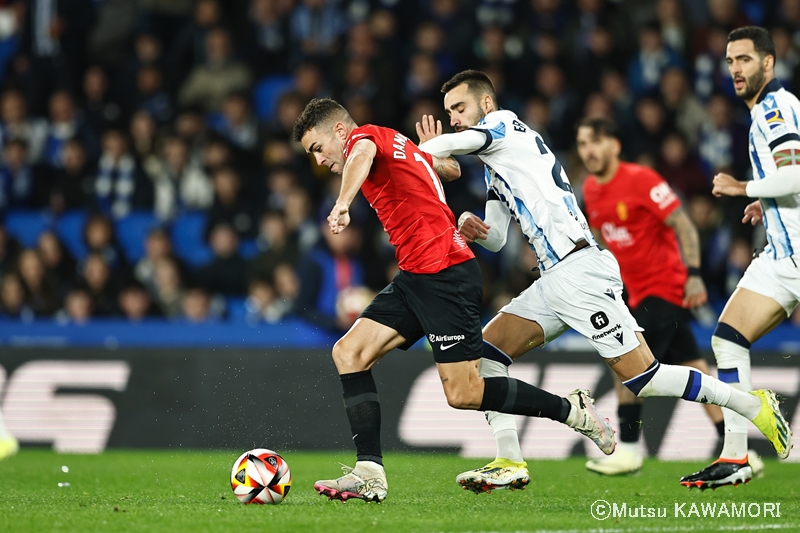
[749,79,800,258]
[468,110,595,271]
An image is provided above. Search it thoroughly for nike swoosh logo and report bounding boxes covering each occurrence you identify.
[440,342,460,351]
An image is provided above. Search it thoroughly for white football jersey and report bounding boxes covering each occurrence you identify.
[468,110,596,271]
[749,79,800,258]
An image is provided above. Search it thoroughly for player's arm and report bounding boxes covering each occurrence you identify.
[432,155,461,182]
[418,129,488,158]
[416,114,461,182]
[458,194,511,252]
[329,138,376,234]
[713,107,800,197]
[665,206,708,308]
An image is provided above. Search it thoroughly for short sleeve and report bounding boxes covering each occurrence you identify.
[636,168,681,221]
[755,97,800,152]
[344,125,380,159]
[467,117,507,156]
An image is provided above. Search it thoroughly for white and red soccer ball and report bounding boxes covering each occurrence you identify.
[230,449,292,504]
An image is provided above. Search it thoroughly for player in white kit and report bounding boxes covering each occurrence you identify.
[681,26,800,490]
[417,69,792,494]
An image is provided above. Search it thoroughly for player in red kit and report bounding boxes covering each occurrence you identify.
[293,98,616,503]
[577,117,737,476]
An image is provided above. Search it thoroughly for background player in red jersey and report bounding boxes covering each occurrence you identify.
[577,117,735,476]
[292,98,616,503]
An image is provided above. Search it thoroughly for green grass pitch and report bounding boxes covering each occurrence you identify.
[1,450,798,533]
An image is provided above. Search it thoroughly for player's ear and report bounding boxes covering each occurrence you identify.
[764,53,774,72]
[333,121,347,140]
[481,94,491,113]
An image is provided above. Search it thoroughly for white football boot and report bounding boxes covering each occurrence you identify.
[456,458,530,494]
[314,461,388,503]
[567,389,616,455]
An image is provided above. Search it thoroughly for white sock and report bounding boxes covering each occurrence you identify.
[713,335,752,460]
[636,363,760,419]
[480,358,524,463]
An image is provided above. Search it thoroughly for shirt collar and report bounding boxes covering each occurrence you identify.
[756,78,783,104]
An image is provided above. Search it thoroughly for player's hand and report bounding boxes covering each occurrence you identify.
[712,173,747,197]
[683,275,708,309]
[457,211,490,243]
[742,200,763,225]
[328,202,351,234]
[416,114,442,144]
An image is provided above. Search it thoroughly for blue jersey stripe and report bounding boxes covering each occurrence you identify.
[515,197,560,269]
[493,173,560,268]
[765,198,794,256]
[750,132,779,257]
[752,131,795,257]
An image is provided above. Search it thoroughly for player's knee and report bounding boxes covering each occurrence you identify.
[443,385,479,410]
[332,337,364,367]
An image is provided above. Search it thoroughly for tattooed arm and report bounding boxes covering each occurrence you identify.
[665,206,707,308]
[433,155,461,182]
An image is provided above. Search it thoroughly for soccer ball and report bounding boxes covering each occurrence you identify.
[230,449,292,504]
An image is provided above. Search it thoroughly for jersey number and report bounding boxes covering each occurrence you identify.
[535,137,573,193]
[414,152,447,203]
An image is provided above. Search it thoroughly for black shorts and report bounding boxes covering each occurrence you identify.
[360,258,483,363]
[630,296,701,365]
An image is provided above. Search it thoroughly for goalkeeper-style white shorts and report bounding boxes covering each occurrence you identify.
[499,246,643,359]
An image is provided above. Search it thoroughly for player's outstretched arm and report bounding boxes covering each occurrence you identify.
[665,207,707,308]
[458,200,511,252]
[714,140,800,198]
[418,129,487,158]
[416,114,462,182]
[328,139,376,234]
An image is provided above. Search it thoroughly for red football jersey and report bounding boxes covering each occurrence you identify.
[582,162,686,309]
[343,125,474,274]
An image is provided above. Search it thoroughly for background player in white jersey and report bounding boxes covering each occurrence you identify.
[681,26,800,490]
[418,69,791,494]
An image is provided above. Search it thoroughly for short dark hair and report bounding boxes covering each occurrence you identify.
[576,117,620,141]
[292,98,352,142]
[441,70,497,104]
[728,26,776,62]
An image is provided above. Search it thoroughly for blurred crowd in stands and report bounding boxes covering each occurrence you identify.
[0,0,799,330]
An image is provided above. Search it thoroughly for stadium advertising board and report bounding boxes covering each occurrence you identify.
[0,348,797,460]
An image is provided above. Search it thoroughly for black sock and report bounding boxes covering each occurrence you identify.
[480,377,571,422]
[340,370,382,465]
[715,420,725,438]
[618,404,642,443]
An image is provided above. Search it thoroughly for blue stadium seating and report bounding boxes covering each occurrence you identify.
[116,211,159,264]
[252,75,294,121]
[170,211,213,268]
[4,210,51,248]
[55,210,89,260]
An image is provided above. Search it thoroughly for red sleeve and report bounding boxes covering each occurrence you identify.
[636,167,681,222]
[345,125,381,159]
